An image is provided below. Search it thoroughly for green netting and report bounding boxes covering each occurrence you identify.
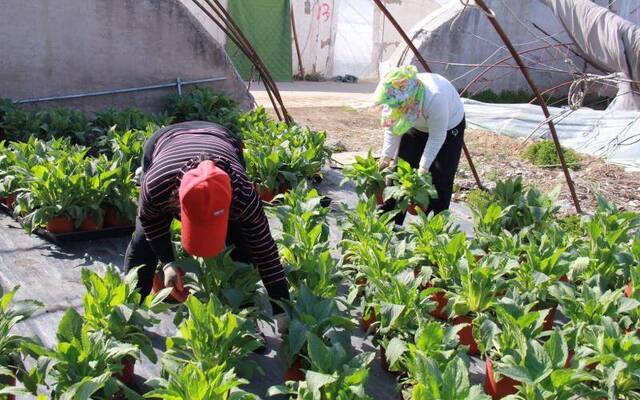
[226,0,292,82]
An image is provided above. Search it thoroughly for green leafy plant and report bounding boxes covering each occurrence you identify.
[177,249,266,316]
[340,150,388,200]
[161,296,261,375]
[0,286,42,397]
[81,266,171,364]
[278,286,355,367]
[384,159,437,212]
[405,355,489,400]
[384,319,463,374]
[164,88,241,132]
[524,140,581,170]
[145,364,255,400]
[549,276,639,327]
[573,197,639,288]
[268,334,374,400]
[92,107,169,134]
[491,332,596,399]
[24,308,141,399]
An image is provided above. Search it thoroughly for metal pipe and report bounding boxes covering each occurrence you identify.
[16,76,226,104]
[372,0,484,190]
[474,0,581,213]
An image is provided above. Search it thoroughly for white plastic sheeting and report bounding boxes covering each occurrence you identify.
[463,99,640,171]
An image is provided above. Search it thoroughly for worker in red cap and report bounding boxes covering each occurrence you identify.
[124,121,290,336]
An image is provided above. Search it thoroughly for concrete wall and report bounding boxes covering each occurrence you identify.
[0,0,252,113]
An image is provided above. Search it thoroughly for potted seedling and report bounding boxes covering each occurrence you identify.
[367,269,430,371]
[145,363,254,400]
[161,296,262,378]
[384,159,437,215]
[447,260,504,356]
[103,161,137,227]
[179,249,267,318]
[382,318,463,376]
[243,146,286,202]
[475,297,550,398]
[268,333,374,399]
[80,267,172,384]
[0,286,42,399]
[277,286,355,381]
[341,150,389,204]
[573,317,640,398]
[402,355,490,400]
[23,308,141,399]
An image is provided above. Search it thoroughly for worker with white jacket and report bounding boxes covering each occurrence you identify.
[375,65,465,224]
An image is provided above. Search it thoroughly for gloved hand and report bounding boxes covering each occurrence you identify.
[418,166,429,175]
[274,313,290,335]
[379,156,394,171]
[163,262,184,292]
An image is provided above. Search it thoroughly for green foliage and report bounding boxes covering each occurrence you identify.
[92,107,170,134]
[80,266,171,364]
[242,109,330,192]
[278,286,355,366]
[465,188,492,212]
[162,296,261,374]
[145,364,254,400]
[384,159,438,212]
[269,334,374,400]
[523,140,581,170]
[407,356,489,400]
[469,89,534,104]
[0,286,42,396]
[23,308,142,400]
[341,150,388,200]
[271,183,338,297]
[164,88,241,133]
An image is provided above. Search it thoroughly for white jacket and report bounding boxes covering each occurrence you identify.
[381,73,465,170]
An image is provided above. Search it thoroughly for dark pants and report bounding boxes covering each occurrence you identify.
[382,118,465,225]
[124,124,252,297]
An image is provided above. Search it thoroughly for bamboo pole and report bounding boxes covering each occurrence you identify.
[473,0,581,213]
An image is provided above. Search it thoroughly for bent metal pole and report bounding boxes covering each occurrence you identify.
[372,0,485,191]
[473,0,581,213]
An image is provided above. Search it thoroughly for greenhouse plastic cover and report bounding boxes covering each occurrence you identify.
[463,99,640,171]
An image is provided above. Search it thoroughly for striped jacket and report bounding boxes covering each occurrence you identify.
[138,122,288,302]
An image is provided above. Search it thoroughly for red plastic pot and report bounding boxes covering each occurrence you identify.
[114,356,136,384]
[284,358,305,382]
[79,215,103,231]
[453,315,480,355]
[259,188,275,202]
[625,282,633,297]
[559,274,569,282]
[542,306,557,331]
[375,191,384,205]
[151,269,189,303]
[565,349,575,368]
[360,308,377,332]
[430,290,449,320]
[484,358,519,399]
[46,216,75,233]
[104,207,132,228]
[4,194,16,210]
[407,204,418,215]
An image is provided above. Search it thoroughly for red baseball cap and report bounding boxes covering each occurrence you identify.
[179,160,232,257]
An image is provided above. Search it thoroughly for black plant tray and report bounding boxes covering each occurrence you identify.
[0,203,134,244]
[33,225,135,245]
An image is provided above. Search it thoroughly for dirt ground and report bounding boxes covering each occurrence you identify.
[252,83,640,215]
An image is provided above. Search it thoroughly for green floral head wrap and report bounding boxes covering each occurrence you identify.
[374,65,425,136]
